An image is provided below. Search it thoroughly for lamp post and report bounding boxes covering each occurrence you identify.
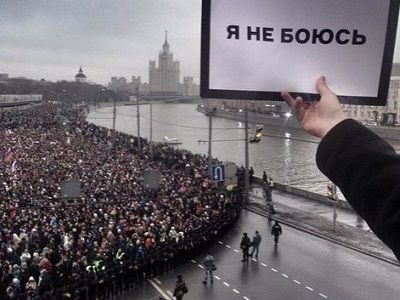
[135,85,141,152]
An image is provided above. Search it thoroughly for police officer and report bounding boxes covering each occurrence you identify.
[240,233,251,262]
[271,221,282,246]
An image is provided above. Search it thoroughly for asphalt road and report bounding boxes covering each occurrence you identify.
[132,209,400,300]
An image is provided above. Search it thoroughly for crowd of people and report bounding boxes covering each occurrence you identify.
[0,103,242,299]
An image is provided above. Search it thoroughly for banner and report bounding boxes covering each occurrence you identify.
[201,0,400,105]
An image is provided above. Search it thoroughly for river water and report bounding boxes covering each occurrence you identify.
[87,103,400,196]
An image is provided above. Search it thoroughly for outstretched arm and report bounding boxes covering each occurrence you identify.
[281,76,347,138]
[281,77,400,261]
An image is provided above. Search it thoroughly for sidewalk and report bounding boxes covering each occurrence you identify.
[247,185,398,265]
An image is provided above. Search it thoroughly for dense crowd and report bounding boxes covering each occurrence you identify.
[0,104,242,299]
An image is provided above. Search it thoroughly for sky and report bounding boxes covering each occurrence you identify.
[1,0,400,86]
[0,0,202,85]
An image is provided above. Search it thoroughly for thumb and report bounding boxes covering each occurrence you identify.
[316,76,334,97]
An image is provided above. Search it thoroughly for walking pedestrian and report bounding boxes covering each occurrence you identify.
[271,221,282,246]
[250,231,262,259]
[173,275,188,300]
[240,233,251,262]
[202,252,216,284]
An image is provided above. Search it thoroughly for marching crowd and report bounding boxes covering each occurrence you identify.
[0,104,242,299]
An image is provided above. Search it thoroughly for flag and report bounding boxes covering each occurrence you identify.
[10,160,17,173]
[4,148,13,163]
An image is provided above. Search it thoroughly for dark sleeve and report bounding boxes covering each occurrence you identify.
[316,119,400,260]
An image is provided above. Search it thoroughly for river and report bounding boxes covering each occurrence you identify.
[87,103,400,196]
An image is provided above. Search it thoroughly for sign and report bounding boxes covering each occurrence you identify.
[61,181,81,199]
[201,0,400,105]
[144,170,161,190]
[212,164,225,182]
[224,162,238,187]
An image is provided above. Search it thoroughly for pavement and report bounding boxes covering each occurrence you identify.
[247,185,398,265]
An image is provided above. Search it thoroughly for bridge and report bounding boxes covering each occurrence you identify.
[141,95,203,103]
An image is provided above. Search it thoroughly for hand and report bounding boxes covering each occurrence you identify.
[281,76,347,138]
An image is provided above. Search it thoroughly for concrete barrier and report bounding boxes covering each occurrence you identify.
[253,177,352,210]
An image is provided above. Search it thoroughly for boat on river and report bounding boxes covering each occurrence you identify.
[163,136,182,145]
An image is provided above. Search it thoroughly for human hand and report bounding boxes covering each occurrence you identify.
[281,76,347,138]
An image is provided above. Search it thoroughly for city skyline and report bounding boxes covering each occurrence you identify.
[2,1,400,85]
[1,0,201,85]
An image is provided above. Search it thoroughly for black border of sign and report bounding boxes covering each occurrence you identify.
[201,0,400,106]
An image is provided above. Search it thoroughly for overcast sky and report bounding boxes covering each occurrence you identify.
[1,0,400,85]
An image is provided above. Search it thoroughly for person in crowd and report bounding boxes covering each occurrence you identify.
[240,233,251,262]
[173,274,188,300]
[271,221,282,246]
[0,103,242,298]
[202,252,215,284]
[250,231,262,259]
[282,76,400,261]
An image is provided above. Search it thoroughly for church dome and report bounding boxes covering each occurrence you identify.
[75,66,87,82]
[75,67,86,78]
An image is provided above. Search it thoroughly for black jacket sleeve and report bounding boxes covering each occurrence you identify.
[316,119,400,260]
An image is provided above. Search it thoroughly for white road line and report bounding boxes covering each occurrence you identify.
[148,279,173,300]
[167,290,173,297]
[319,293,328,299]
[191,259,196,264]
[198,264,204,269]
[271,268,278,272]
[306,286,314,292]
[218,241,224,244]
[214,275,221,280]
[243,296,251,300]
[232,289,240,294]
[293,280,301,285]
[282,274,289,278]
[223,282,230,287]
[226,245,232,248]
[234,249,240,253]
[154,278,162,285]
[261,263,267,267]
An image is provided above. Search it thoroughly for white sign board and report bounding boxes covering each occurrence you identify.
[201,0,400,105]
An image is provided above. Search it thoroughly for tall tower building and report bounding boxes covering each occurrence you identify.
[149,31,180,95]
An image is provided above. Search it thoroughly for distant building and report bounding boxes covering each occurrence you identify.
[149,31,180,95]
[0,73,9,81]
[75,67,87,83]
[182,76,200,96]
[109,76,128,91]
[343,77,400,125]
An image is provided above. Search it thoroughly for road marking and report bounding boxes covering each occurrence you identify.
[218,241,224,244]
[234,249,240,253]
[319,293,328,299]
[148,279,172,300]
[282,274,289,278]
[167,290,173,297]
[214,275,221,280]
[191,259,196,264]
[243,297,251,300]
[293,280,301,285]
[271,268,278,272]
[154,278,162,285]
[261,263,267,267]
[223,282,230,287]
[226,245,232,249]
[306,286,314,292]
[198,264,204,269]
[232,289,240,294]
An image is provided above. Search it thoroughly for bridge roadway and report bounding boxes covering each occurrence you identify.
[125,209,400,300]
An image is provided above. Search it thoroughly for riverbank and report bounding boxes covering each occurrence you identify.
[197,105,400,141]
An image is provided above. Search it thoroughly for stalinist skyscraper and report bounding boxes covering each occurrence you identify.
[149,31,180,95]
